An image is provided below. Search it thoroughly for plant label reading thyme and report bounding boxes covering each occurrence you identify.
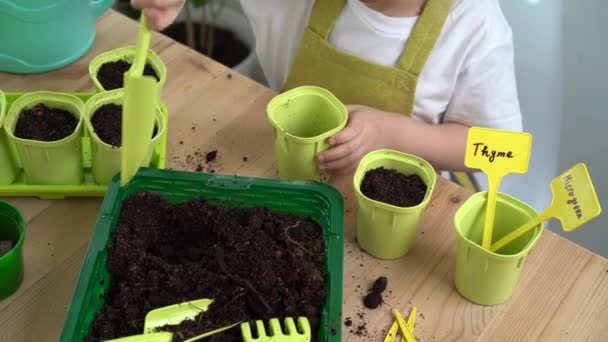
[551,163,602,232]
[464,127,532,175]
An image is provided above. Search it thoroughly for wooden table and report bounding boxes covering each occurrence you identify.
[1,11,607,342]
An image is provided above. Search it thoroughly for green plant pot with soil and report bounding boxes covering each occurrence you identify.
[267,86,348,181]
[0,200,26,300]
[89,46,167,92]
[353,150,437,259]
[0,90,19,185]
[454,191,543,306]
[3,92,85,185]
[85,90,165,185]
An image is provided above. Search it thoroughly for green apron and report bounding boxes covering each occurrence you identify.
[281,0,477,191]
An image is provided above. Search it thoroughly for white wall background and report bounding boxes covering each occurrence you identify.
[499,0,607,256]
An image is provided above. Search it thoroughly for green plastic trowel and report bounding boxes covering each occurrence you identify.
[121,13,158,186]
[104,298,242,342]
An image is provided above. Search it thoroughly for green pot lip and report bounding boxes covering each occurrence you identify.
[0,200,26,262]
[353,149,437,212]
[3,91,85,146]
[453,191,543,260]
[84,89,165,151]
[89,46,168,92]
[266,86,349,142]
[0,90,6,128]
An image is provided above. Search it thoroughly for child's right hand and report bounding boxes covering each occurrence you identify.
[130,0,186,31]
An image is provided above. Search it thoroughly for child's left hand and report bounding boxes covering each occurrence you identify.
[317,105,393,175]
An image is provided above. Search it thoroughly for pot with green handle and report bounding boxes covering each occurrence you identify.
[84,89,165,185]
[89,46,167,93]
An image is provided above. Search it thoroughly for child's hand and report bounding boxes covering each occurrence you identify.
[130,0,186,30]
[317,105,392,175]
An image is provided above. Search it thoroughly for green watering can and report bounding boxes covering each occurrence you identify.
[0,0,114,73]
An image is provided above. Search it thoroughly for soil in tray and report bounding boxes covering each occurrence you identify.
[360,167,427,207]
[14,104,78,142]
[86,192,326,342]
[91,104,158,148]
[97,60,160,90]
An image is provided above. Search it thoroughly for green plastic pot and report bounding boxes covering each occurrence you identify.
[454,191,543,306]
[353,150,437,259]
[267,86,348,181]
[0,90,19,184]
[89,46,167,93]
[3,92,85,185]
[84,90,166,185]
[0,200,26,300]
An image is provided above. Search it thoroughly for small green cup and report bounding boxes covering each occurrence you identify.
[267,86,348,181]
[84,90,166,184]
[3,92,85,185]
[89,46,167,93]
[454,191,543,305]
[0,90,19,185]
[353,150,437,259]
[0,200,26,300]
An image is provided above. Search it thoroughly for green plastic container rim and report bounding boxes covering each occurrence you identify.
[266,86,348,143]
[84,89,166,150]
[0,200,26,266]
[60,168,344,342]
[89,46,167,92]
[353,149,437,212]
[3,91,85,147]
[454,191,543,261]
[0,90,6,128]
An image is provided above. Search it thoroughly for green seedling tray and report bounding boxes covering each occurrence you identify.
[0,92,168,199]
[60,168,344,342]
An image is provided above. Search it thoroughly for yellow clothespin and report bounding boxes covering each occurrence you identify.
[384,307,417,342]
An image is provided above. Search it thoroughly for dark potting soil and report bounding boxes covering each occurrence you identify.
[90,104,158,147]
[162,23,250,68]
[86,192,326,342]
[14,104,78,142]
[363,276,388,310]
[97,60,160,90]
[0,240,15,257]
[206,150,218,163]
[360,167,427,207]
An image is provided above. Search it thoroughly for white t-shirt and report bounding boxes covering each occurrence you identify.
[239,0,522,189]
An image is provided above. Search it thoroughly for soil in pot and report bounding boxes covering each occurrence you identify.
[0,240,15,257]
[14,104,78,142]
[360,167,427,207]
[97,60,160,90]
[162,23,249,68]
[91,104,158,148]
[86,192,327,342]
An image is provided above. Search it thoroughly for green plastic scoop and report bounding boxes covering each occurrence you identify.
[104,298,242,342]
[121,12,158,186]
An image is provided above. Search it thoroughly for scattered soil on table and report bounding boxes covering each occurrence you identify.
[14,104,78,142]
[344,317,352,327]
[360,167,427,207]
[91,104,158,147]
[97,60,159,90]
[86,192,326,342]
[0,240,15,257]
[363,276,388,309]
[162,23,250,69]
[206,150,218,163]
